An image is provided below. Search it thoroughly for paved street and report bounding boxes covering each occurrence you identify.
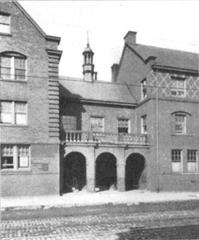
[1,204,199,240]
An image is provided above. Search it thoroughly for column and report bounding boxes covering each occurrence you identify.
[117,150,125,191]
[86,148,95,192]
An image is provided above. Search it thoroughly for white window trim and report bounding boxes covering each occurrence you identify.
[1,145,31,171]
[0,101,28,125]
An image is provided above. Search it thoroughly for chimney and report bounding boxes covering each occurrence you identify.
[124,31,137,45]
[111,64,119,82]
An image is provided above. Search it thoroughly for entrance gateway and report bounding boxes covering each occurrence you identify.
[63,151,145,193]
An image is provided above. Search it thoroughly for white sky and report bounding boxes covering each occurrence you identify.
[19,1,199,81]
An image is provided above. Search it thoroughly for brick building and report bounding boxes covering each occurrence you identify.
[0,2,62,196]
[60,33,199,193]
[1,2,199,197]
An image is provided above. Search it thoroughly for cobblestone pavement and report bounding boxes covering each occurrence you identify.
[1,210,199,240]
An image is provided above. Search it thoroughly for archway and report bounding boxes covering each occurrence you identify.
[95,152,117,191]
[63,152,86,193]
[125,153,145,191]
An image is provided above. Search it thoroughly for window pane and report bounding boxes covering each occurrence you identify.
[172,162,182,172]
[0,24,10,34]
[118,119,129,133]
[1,145,14,169]
[15,69,26,81]
[62,116,77,130]
[18,146,29,168]
[0,14,10,24]
[15,102,26,113]
[90,117,104,132]
[187,162,197,173]
[0,56,11,79]
[15,103,27,125]
[15,113,26,125]
[0,102,12,123]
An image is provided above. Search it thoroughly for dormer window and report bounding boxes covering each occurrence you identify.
[0,13,10,34]
[0,52,26,81]
[141,78,147,100]
[171,76,186,97]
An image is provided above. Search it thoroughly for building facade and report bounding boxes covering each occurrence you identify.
[0,2,62,196]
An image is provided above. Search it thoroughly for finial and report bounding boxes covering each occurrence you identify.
[87,30,89,47]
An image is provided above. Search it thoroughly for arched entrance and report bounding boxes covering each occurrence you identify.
[95,152,117,191]
[63,152,86,193]
[125,153,145,191]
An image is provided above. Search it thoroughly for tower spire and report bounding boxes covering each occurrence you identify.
[82,34,97,81]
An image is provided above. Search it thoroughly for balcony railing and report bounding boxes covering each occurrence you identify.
[65,131,149,145]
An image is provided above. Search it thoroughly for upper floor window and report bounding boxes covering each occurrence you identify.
[141,78,147,100]
[141,115,147,134]
[0,101,27,125]
[1,145,30,170]
[0,13,10,34]
[187,150,198,173]
[0,52,26,81]
[118,118,130,134]
[171,78,186,97]
[171,149,183,173]
[174,113,186,134]
[90,116,104,132]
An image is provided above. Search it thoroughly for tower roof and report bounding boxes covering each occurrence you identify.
[83,43,93,54]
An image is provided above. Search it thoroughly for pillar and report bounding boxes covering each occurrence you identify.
[86,148,95,192]
[117,150,125,191]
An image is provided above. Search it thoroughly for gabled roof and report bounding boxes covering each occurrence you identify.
[59,77,137,106]
[127,42,199,72]
[14,2,60,43]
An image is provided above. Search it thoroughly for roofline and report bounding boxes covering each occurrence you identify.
[61,97,136,108]
[153,64,199,74]
[14,1,61,44]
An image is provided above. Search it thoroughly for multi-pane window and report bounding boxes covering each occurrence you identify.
[0,53,26,81]
[141,79,147,100]
[174,114,186,134]
[141,115,147,134]
[1,145,30,170]
[62,116,77,131]
[0,13,10,34]
[171,149,182,173]
[0,101,27,125]
[118,118,129,134]
[187,150,198,173]
[171,78,186,97]
[90,116,104,132]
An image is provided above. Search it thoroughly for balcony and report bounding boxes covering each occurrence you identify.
[65,131,149,146]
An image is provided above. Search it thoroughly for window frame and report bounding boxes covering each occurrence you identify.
[0,101,28,125]
[141,78,147,100]
[0,52,27,81]
[170,77,186,97]
[187,149,198,173]
[141,115,147,134]
[90,116,104,132]
[0,12,10,35]
[171,149,183,173]
[174,113,186,135]
[1,144,30,171]
[117,118,130,134]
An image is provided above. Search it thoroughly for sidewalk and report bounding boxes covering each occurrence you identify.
[1,190,199,211]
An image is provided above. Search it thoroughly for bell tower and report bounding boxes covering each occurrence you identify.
[82,38,97,81]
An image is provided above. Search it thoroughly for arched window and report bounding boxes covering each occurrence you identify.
[0,52,27,81]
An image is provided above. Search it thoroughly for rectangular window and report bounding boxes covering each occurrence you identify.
[174,114,186,134]
[90,116,104,132]
[171,149,182,173]
[171,79,186,97]
[118,118,129,134]
[141,115,147,134]
[0,101,27,125]
[62,115,77,131]
[187,150,198,173]
[1,145,30,170]
[0,55,26,81]
[0,13,10,34]
[141,79,147,100]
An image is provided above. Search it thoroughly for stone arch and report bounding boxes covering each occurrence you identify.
[125,153,146,191]
[95,152,117,191]
[63,152,86,193]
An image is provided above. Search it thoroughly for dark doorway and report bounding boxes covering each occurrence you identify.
[95,153,117,191]
[125,153,145,191]
[63,152,86,193]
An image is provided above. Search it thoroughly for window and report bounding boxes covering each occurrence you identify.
[141,79,147,100]
[0,53,26,81]
[141,115,147,134]
[1,145,30,170]
[118,118,129,134]
[187,150,198,173]
[171,149,182,173]
[90,116,104,132]
[62,115,77,131]
[171,78,186,97]
[0,101,27,125]
[174,113,186,134]
[0,13,10,34]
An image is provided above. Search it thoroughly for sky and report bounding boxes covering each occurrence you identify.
[19,1,199,81]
